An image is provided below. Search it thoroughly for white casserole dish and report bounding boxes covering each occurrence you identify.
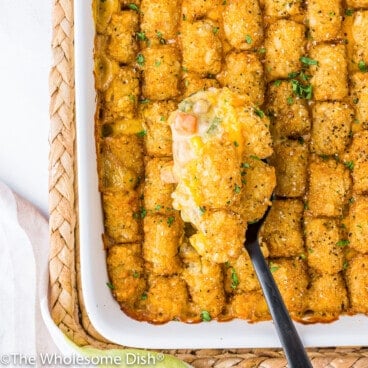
[74,0,368,349]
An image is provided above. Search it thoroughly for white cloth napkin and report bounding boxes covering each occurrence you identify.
[0,181,190,368]
[0,181,60,361]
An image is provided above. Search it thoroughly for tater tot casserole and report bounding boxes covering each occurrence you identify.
[93,0,368,324]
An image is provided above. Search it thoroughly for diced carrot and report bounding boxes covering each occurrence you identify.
[174,112,198,135]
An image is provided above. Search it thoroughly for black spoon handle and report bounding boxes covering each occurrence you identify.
[245,240,313,368]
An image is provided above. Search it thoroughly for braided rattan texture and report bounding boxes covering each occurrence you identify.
[48,0,368,366]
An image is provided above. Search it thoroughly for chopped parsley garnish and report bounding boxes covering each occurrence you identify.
[213,26,220,35]
[245,35,252,44]
[128,3,140,12]
[136,130,147,137]
[133,207,147,219]
[241,162,250,169]
[250,155,261,161]
[329,11,335,16]
[258,47,266,54]
[155,204,163,211]
[254,107,265,118]
[207,116,222,134]
[234,184,241,194]
[155,60,162,67]
[269,262,280,273]
[136,53,145,66]
[300,253,307,260]
[156,31,166,44]
[353,97,359,104]
[200,310,212,322]
[336,240,350,247]
[290,79,313,99]
[358,60,367,73]
[273,80,282,87]
[199,206,206,215]
[160,115,166,121]
[167,216,175,227]
[233,141,239,147]
[344,161,354,170]
[287,96,294,105]
[106,282,115,290]
[343,260,349,270]
[345,8,354,16]
[298,136,305,144]
[140,292,148,300]
[300,56,319,66]
[132,271,140,278]
[139,98,150,104]
[136,31,147,41]
[349,197,355,204]
[230,267,239,289]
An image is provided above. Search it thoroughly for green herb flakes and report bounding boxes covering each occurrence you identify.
[200,310,212,322]
[245,35,252,44]
[167,216,175,227]
[300,56,319,66]
[336,240,350,247]
[106,282,115,290]
[136,53,145,66]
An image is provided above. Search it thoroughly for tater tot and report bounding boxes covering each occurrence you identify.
[103,191,142,243]
[307,0,342,42]
[351,11,368,67]
[311,102,353,155]
[230,291,270,322]
[224,251,260,293]
[223,0,263,51]
[183,73,220,97]
[235,157,275,223]
[140,100,176,157]
[182,0,222,21]
[140,0,181,43]
[241,108,273,159]
[107,244,146,303]
[263,0,303,19]
[260,199,305,258]
[266,80,311,139]
[98,135,144,192]
[345,131,368,194]
[264,20,305,81]
[346,255,368,314]
[305,273,348,322]
[181,20,222,75]
[217,51,264,105]
[270,258,308,317]
[104,67,140,119]
[270,140,308,198]
[348,196,368,253]
[143,213,183,275]
[350,73,368,129]
[183,258,225,319]
[310,44,348,101]
[304,217,344,275]
[107,11,139,63]
[144,158,175,213]
[191,210,245,263]
[307,158,351,217]
[144,275,190,323]
[141,46,181,100]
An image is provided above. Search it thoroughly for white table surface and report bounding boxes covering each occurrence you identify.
[0,0,52,217]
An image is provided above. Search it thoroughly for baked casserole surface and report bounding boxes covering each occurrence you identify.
[93,0,368,324]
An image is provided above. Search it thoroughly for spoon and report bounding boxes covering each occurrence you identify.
[244,214,313,368]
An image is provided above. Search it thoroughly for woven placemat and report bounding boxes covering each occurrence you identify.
[48,0,368,366]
